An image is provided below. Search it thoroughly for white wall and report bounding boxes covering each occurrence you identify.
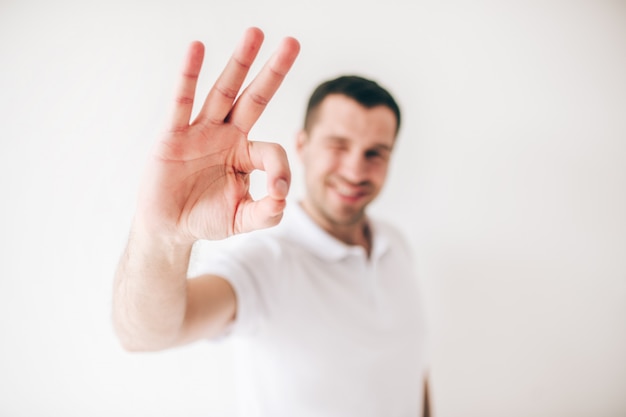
[1,1,625,416]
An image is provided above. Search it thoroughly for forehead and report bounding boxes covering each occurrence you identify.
[310,95,398,146]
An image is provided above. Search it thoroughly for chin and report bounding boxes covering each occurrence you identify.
[331,207,367,226]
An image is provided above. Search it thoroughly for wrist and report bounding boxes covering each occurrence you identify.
[127,218,196,268]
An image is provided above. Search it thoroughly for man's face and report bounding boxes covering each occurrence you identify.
[297,94,397,232]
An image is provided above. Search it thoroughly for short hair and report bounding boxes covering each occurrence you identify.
[303,75,401,135]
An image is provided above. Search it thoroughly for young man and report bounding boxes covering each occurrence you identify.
[113,27,430,416]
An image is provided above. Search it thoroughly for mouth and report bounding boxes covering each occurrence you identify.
[333,183,369,203]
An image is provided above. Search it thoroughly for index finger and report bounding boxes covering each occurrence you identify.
[193,27,265,127]
[227,36,300,134]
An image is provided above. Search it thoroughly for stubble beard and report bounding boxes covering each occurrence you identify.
[315,192,369,230]
[303,175,376,235]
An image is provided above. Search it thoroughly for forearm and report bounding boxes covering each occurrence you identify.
[112,224,193,351]
[111,29,298,351]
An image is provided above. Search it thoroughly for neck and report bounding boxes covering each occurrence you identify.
[299,201,373,257]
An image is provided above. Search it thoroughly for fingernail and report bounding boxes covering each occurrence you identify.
[275,179,289,196]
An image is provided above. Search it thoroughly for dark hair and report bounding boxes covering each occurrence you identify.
[303,75,401,134]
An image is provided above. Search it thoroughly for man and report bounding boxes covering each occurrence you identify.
[113,27,430,416]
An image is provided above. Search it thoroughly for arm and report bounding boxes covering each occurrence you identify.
[422,375,432,417]
[112,27,300,352]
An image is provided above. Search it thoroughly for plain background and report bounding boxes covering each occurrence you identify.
[1,0,625,416]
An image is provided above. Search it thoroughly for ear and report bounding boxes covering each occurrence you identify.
[295,129,308,161]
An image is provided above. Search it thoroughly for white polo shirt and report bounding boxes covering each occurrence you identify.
[196,202,428,417]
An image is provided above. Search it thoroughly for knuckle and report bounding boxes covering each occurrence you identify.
[215,84,238,100]
[175,96,194,105]
[266,142,287,157]
[248,92,269,107]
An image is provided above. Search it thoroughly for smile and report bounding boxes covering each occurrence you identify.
[335,184,368,200]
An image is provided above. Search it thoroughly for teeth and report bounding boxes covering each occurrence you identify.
[336,185,359,197]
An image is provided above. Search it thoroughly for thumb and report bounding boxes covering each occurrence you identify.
[247,140,291,199]
[237,195,287,233]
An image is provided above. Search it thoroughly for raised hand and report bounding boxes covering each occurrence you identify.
[136,27,300,243]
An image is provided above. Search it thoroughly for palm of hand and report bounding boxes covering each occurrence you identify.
[137,28,299,243]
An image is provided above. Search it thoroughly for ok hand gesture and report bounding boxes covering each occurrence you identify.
[136,27,300,243]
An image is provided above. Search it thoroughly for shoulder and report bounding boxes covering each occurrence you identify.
[370,216,415,258]
[372,217,406,240]
[372,216,410,243]
[192,218,293,265]
[222,227,291,263]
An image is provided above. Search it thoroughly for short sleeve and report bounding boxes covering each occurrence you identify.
[189,233,283,337]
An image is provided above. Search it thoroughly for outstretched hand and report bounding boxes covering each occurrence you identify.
[136,28,300,243]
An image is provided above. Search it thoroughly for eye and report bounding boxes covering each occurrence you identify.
[365,150,382,159]
[325,138,348,151]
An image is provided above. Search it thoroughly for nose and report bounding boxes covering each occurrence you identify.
[340,150,368,183]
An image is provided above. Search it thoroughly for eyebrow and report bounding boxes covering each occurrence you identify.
[372,143,393,152]
[325,136,393,152]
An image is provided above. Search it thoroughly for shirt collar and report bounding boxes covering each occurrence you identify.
[278,201,390,262]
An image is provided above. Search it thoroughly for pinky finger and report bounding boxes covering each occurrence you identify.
[169,41,205,131]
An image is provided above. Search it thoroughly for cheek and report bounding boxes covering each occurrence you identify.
[371,163,390,185]
[308,150,339,174]
[303,152,333,185]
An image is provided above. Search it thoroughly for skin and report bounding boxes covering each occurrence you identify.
[297,95,433,417]
[112,26,431,416]
[296,94,398,255]
[112,27,300,351]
